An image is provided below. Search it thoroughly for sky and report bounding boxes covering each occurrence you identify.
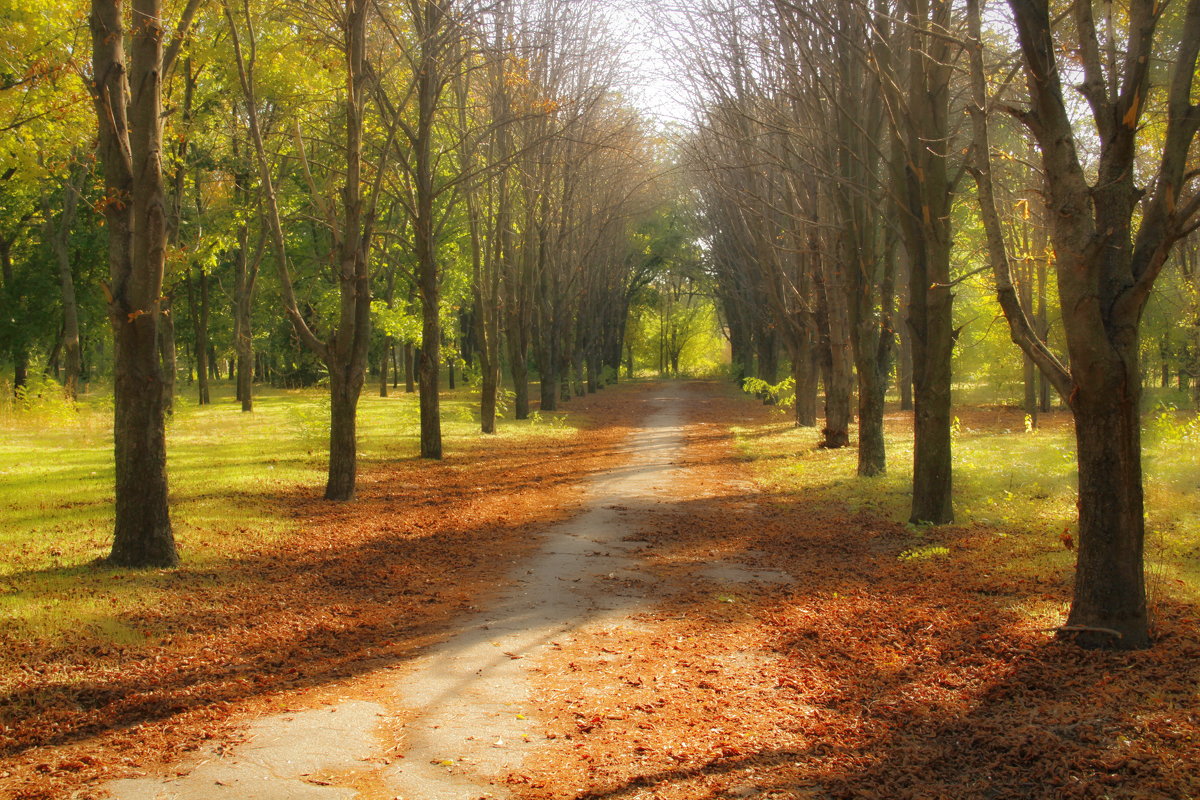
[603,0,697,128]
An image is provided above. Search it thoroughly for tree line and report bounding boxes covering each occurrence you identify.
[1,1,683,567]
[667,0,1200,649]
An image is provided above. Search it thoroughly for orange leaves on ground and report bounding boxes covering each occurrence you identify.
[512,384,1200,800]
[0,388,648,800]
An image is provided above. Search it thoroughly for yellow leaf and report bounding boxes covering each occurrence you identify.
[1122,90,1140,129]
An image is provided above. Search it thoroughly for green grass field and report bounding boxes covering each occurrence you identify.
[4,377,1197,648]
[0,379,577,644]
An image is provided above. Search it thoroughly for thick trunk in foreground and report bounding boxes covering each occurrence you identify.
[91,0,181,567]
[963,0,1200,648]
[1068,369,1149,648]
[111,318,175,565]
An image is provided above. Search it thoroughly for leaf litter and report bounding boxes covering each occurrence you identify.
[507,385,1200,800]
[0,386,650,800]
[3,381,1198,800]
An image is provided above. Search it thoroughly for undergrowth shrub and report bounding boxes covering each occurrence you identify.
[742,376,796,410]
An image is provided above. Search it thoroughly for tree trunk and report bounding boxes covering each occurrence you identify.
[540,365,557,411]
[1067,364,1149,648]
[236,330,253,412]
[413,1,442,460]
[509,337,530,419]
[49,182,82,400]
[325,367,361,500]
[190,268,211,405]
[821,362,853,448]
[897,329,914,411]
[815,262,852,448]
[418,311,442,458]
[12,352,28,395]
[794,333,819,427]
[233,226,255,413]
[404,342,415,393]
[480,359,498,434]
[90,0,181,567]
[908,271,955,523]
[756,328,779,386]
[1035,234,1051,412]
[586,352,598,394]
[560,350,573,402]
[1022,278,1038,424]
[111,325,175,565]
[380,340,391,397]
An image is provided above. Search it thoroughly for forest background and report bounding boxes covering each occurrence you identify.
[1,0,1199,682]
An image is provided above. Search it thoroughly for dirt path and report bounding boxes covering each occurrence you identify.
[103,382,716,800]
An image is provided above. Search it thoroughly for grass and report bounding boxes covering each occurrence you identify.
[0,379,579,645]
[729,391,1200,614]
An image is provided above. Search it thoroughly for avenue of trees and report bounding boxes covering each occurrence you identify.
[2,0,1200,651]
[669,0,1200,648]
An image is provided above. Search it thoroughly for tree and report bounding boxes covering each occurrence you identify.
[89,0,202,567]
[968,0,1200,647]
[226,0,391,499]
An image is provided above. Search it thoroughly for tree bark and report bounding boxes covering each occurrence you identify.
[326,366,362,500]
[413,0,443,460]
[90,0,179,567]
[793,330,819,427]
[899,0,955,524]
[815,253,852,448]
[509,334,530,418]
[1068,362,1148,646]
